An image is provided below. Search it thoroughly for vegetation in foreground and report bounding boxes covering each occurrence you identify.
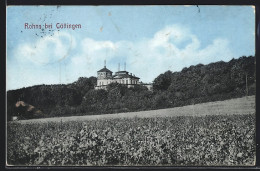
[7,114,255,166]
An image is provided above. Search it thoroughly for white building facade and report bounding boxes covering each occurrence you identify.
[95,62,152,91]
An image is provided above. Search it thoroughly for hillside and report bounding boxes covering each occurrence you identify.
[14,95,255,124]
[7,56,255,120]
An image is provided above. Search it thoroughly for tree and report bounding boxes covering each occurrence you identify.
[153,70,173,91]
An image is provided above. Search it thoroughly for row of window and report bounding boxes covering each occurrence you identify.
[99,73,112,76]
[99,79,138,86]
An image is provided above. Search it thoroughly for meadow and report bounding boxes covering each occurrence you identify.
[15,96,255,124]
[7,96,255,166]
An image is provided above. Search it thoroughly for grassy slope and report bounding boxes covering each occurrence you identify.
[13,95,255,124]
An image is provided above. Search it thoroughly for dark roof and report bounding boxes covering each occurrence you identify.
[131,75,140,79]
[113,74,140,79]
[115,71,128,73]
[97,67,113,73]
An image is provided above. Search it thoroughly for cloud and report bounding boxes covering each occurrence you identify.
[71,38,116,66]
[9,24,234,90]
[68,24,233,83]
[15,31,76,65]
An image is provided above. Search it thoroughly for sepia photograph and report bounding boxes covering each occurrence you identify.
[6,5,256,166]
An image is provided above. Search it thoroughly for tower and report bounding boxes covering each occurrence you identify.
[97,60,113,79]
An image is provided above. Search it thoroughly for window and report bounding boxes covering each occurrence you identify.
[126,80,128,84]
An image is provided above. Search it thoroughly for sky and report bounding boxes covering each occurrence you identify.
[6,5,255,90]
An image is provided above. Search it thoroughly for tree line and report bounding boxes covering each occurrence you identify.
[7,56,255,120]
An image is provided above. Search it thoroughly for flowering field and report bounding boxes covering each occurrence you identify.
[7,113,255,166]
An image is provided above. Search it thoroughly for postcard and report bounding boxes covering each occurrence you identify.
[6,5,256,167]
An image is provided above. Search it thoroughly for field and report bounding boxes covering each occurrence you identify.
[7,96,255,166]
[15,96,255,124]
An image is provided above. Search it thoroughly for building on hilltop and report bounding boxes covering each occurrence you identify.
[95,61,153,91]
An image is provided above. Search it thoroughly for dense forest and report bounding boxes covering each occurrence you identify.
[7,56,255,120]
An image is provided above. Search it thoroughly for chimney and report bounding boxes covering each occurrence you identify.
[118,63,120,71]
[104,60,106,68]
[124,62,126,71]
